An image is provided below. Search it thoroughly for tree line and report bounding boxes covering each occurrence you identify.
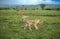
[0,4,60,10]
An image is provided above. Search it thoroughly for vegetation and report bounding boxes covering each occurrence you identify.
[40,4,46,10]
[0,5,60,10]
[0,9,60,39]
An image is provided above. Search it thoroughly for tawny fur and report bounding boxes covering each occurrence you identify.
[22,15,43,30]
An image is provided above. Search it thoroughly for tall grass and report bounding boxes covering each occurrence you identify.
[0,10,60,39]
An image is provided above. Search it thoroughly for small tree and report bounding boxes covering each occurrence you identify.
[40,3,46,10]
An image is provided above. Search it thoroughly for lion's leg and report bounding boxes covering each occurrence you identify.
[34,24,38,30]
[28,24,32,30]
[24,23,28,29]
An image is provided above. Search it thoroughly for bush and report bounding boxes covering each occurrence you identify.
[0,8,10,10]
[56,8,60,10]
[45,8,52,10]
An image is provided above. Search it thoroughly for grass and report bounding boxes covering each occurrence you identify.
[0,10,60,39]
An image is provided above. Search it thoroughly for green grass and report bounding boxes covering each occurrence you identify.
[0,10,60,39]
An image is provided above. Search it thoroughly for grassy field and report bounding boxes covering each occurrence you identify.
[0,10,60,39]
